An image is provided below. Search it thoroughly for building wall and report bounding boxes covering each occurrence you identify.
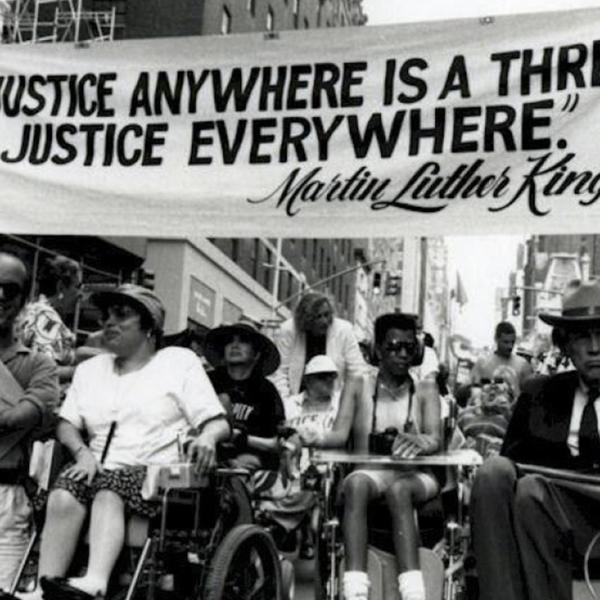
[112,0,364,39]
[145,237,290,334]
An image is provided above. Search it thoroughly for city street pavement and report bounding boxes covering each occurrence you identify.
[293,558,316,600]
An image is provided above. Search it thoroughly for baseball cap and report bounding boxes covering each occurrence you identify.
[91,283,165,331]
[304,355,338,377]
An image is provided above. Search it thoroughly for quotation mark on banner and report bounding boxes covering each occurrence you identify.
[561,93,580,113]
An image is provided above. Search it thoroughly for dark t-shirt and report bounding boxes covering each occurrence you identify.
[209,368,285,469]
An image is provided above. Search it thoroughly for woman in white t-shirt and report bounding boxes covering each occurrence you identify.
[35,284,229,600]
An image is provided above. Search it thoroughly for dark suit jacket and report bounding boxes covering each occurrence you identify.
[501,371,597,470]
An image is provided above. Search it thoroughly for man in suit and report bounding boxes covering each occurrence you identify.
[471,280,600,600]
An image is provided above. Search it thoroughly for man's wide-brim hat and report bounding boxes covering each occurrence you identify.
[205,321,281,376]
[539,280,600,328]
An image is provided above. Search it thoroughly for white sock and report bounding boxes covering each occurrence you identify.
[343,570,370,600]
[398,570,425,600]
[67,575,106,597]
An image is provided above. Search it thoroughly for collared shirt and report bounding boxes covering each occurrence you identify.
[567,383,600,457]
[0,340,58,427]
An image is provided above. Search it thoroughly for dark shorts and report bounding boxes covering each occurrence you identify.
[50,465,160,519]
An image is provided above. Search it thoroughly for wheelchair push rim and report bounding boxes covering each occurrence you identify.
[203,523,284,600]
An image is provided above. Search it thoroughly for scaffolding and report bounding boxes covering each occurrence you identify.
[3,0,118,43]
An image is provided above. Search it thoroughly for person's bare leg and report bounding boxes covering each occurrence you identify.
[38,490,87,578]
[342,474,378,600]
[385,475,430,600]
[68,490,125,596]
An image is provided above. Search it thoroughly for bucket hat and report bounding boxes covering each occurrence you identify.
[91,283,165,331]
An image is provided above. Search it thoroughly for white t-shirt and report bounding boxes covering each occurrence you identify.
[284,391,339,435]
[60,347,225,470]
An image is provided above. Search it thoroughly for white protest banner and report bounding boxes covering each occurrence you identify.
[1,7,600,237]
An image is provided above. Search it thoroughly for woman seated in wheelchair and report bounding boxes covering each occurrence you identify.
[342,313,441,600]
[21,284,230,600]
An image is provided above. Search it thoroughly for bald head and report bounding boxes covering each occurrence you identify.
[0,253,27,287]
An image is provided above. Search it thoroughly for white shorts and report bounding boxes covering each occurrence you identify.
[0,484,32,590]
[344,467,439,499]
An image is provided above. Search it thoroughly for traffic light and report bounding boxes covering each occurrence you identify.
[136,268,155,290]
[512,295,521,316]
[372,272,382,295]
[385,274,402,296]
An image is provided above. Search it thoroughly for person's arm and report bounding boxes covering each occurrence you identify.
[247,435,280,452]
[187,416,230,474]
[392,387,442,457]
[56,418,101,484]
[0,354,58,430]
[342,322,367,378]
[319,375,362,448]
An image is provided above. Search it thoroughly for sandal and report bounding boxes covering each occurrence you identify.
[40,577,103,600]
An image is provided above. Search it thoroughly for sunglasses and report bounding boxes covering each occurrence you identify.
[383,341,416,355]
[0,282,23,302]
[481,377,505,385]
[100,304,139,322]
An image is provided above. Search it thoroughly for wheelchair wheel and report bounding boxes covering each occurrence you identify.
[314,513,337,600]
[204,524,283,600]
[221,476,253,529]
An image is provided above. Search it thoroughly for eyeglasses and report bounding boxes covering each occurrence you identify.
[383,341,416,355]
[100,304,138,322]
[0,282,23,302]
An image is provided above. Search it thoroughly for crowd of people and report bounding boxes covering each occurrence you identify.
[0,248,599,600]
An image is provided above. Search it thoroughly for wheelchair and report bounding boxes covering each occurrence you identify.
[9,454,287,600]
[308,447,482,600]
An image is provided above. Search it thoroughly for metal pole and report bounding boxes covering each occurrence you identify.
[271,257,386,315]
[271,238,282,319]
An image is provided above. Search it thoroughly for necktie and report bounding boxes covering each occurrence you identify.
[579,388,600,464]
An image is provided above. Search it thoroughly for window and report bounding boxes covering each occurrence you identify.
[263,248,272,289]
[319,247,325,277]
[231,239,239,263]
[293,0,300,28]
[304,17,309,28]
[246,0,255,17]
[312,240,318,265]
[221,6,231,35]
[302,239,308,257]
[266,6,274,31]
[251,239,260,279]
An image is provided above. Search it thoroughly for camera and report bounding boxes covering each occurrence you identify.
[368,427,399,455]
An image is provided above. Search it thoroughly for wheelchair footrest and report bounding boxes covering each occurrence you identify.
[340,546,444,600]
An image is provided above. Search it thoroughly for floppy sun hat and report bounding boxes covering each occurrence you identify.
[91,283,165,331]
[205,321,281,376]
[539,280,600,328]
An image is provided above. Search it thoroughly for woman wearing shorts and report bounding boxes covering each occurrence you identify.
[342,313,441,600]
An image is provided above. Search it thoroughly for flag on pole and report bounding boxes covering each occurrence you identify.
[453,272,468,308]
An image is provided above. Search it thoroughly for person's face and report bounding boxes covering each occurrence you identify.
[565,327,600,385]
[101,302,148,357]
[224,333,259,368]
[0,255,26,331]
[305,372,337,401]
[306,302,333,336]
[496,333,516,358]
[377,327,417,379]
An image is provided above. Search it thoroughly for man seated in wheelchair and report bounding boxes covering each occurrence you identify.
[8,284,230,600]
[204,320,286,475]
[341,312,441,600]
[457,366,515,459]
